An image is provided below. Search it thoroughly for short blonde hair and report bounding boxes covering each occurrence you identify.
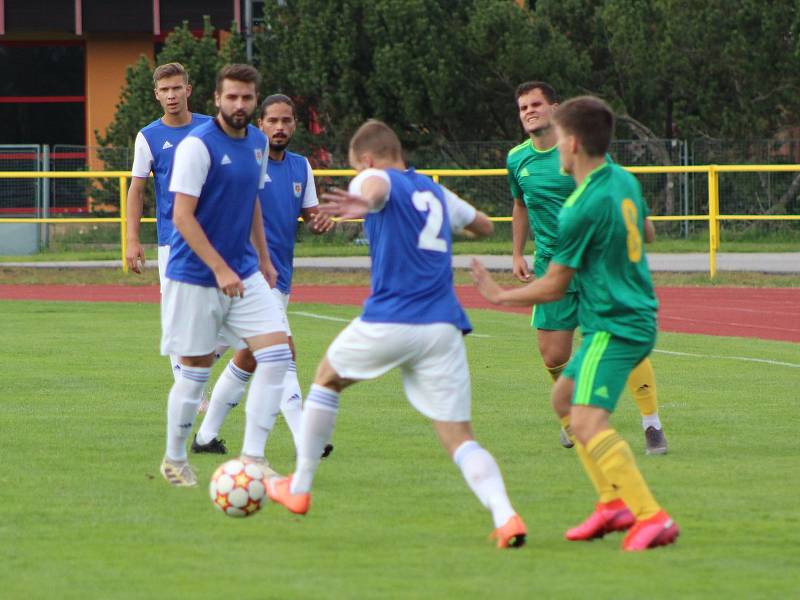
[153,62,188,86]
[349,120,402,161]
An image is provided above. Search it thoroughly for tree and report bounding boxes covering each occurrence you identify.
[95,18,245,216]
[98,17,245,151]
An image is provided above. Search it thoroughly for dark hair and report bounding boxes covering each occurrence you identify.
[215,64,261,93]
[552,95,615,157]
[153,62,188,86]
[515,81,558,104]
[259,94,296,119]
[349,119,402,161]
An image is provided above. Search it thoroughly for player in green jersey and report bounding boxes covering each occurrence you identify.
[507,81,667,455]
[473,96,679,551]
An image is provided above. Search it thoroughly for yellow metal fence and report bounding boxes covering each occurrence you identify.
[1,166,798,278]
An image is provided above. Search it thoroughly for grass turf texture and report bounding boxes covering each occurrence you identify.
[2,267,800,288]
[2,300,798,598]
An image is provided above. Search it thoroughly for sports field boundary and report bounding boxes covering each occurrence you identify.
[0,283,797,343]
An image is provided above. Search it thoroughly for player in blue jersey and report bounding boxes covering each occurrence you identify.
[159,64,291,487]
[126,62,212,379]
[266,120,527,549]
[192,94,335,457]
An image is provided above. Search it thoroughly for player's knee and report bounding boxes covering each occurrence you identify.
[541,350,571,370]
[570,408,607,445]
[550,379,572,418]
[313,358,349,392]
[233,348,257,373]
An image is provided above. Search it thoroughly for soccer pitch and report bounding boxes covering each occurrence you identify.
[2,300,798,599]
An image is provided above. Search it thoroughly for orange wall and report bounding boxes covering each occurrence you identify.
[85,35,152,163]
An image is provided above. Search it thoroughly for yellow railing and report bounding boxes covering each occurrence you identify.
[1,166,798,277]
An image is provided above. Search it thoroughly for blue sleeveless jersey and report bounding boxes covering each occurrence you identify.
[259,151,311,294]
[166,121,267,287]
[361,169,471,334]
[138,113,211,245]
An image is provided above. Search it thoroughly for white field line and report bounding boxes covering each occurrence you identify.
[653,349,800,369]
[289,311,795,366]
[288,310,492,337]
[289,310,350,323]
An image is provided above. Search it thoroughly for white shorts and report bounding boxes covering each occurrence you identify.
[271,288,292,337]
[160,272,287,357]
[327,319,471,422]
[157,245,170,291]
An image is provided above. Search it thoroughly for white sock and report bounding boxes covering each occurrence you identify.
[642,413,662,430]
[241,344,292,458]
[165,365,210,462]
[453,440,516,528]
[196,360,252,446]
[291,384,339,494]
[169,354,182,382]
[280,360,303,451]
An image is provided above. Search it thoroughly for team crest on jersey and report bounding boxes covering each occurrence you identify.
[293,182,302,197]
[254,149,263,163]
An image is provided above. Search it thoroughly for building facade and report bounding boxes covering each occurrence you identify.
[0,1,259,148]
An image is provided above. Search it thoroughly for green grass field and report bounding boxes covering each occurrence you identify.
[2,300,799,599]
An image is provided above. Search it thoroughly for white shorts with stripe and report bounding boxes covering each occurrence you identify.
[160,272,287,357]
[326,318,471,422]
[271,288,292,337]
[157,245,170,291]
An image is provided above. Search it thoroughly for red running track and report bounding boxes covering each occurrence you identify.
[0,284,798,343]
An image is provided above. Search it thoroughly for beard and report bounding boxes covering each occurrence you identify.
[219,106,254,130]
[269,136,291,153]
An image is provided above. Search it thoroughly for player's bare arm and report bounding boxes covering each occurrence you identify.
[125,176,148,273]
[471,258,573,306]
[321,175,389,219]
[251,198,277,287]
[302,206,335,234]
[644,218,656,243]
[511,198,532,282]
[172,191,244,297]
[464,210,493,239]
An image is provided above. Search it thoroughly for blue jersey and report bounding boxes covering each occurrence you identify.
[356,168,471,334]
[167,120,268,287]
[259,151,317,294]
[132,113,212,245]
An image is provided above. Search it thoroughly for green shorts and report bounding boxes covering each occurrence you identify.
[530,254,578,331]
[563,331,655,412]
[531,292,579,331]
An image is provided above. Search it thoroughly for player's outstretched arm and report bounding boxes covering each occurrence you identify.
[173,192,244,297]
[464,211,494,238]
[125,176,148,273]
[320,172,390,219]
[441,186,493,239]
[471,258,574,307]
[511,198,532,282]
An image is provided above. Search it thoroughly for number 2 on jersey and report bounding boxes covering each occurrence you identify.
[621,198,642,263]
[412,191,447,252]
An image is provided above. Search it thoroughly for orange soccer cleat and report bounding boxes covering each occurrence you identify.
[565,499,635,541]
[622,510,679,551]
[490,514,527,549]
[266,475,311,515]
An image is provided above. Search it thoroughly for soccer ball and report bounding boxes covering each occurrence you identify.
[209,459,268,517]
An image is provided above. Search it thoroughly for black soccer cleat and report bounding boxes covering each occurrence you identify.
[191,434,228,455]
[321,444,334,459]
[644,426,668,455]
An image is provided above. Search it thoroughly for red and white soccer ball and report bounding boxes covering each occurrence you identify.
[209,459,268,517]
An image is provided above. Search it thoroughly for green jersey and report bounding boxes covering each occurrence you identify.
[553,162,658,343]
[507,139,575,259]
